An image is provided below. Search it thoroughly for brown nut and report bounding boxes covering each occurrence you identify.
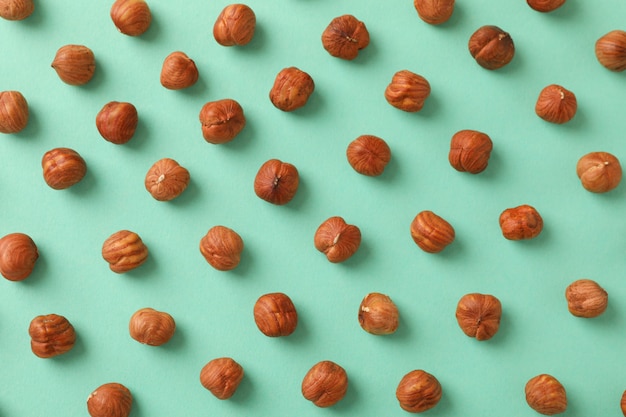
[199,226,244,271]
[253,159,299,205]
[576,151,622,193]
[358,292,399,335]
[200,357,244,399]
[448,129,493,174]
[28,314,76,358]
[346,135,391,176]
[0,90,28,133]
[144,158,190,201]
[160,51,198,90]
[129,307,175,345]
[269,67,315,112]
[535,84,577,124]
[0,232,38,281]
[410,210,455,253]
[385,70,431,112]
[253,292,298,337]
[468,25,515,70]
[0,0,34,20]
[199,99,246,144]
[314,216,361,263]
[213,4,256,46]
[51,44,96,85]
[595,30,626,72]
[499,205,543,240]
[302,361,348,407]
[565,279,608,318]
[527,0,566,12]
[413,0,454,25]
[455,293,502,341]
[96,101,138,144]
[41,147,87,190]
[396,369,442,413]
[102,230,148,273]
[110,0,151,36]
[321,14,370,60]
[87,383,132,417]
[621,391,626,416]
[525,374,567,415]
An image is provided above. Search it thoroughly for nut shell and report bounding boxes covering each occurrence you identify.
[51,44,96,85]
[385,70,431,112]
[110,0,151,36]
[410,210,455,253]
[468,25,515,70]
[448,130,493,174]
[535,84,577,124]
[396,369,442,413]
[0,232,38,281]
[527,0,566,12]
[129,308,175,346]
[213,3,256,46]
[413,0,455,25]
[525,374,567,415]
[199,99,246,144]
[0,0,34,20]
[28,314,76,358]
[41,147,87,190]
[455,293,502,341]
[565,279,608,318]
[576,151,622,193]
[199,226,244,271]
[96,101,138,144]
[314,216,361,263]
[269,67,315,112]
[595,30,626,71]
[321,14,370,60]
[87,383,132,417]
[358,292,399,335]
[346,135,391,176]
[301,361,348,407]
[144,158,190,201]
[200,357,244,399]
[254,159,299,205]
[253,292,298,337]
[160,51,198,90]
[101,230,149,273]
[0,90,28,134]
[499,205,543,240]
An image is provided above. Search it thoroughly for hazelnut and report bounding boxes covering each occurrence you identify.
[269,67,315,112]
[0,90,28,133]
[499,205,543,240]
[28,313,76,358]
[144,158,190,201]
[301,361,348,407]
[595,30,626,72]
[110,0,151,36]
[321,14,370,60]
[413,0,454,25]
[213,4,256,46]
[455,293,502,341]
[253,159,299,205]
[525,374,567,415]
[410,210,455,253]
[346,135,391,176]
[160,51,199,90]
[0,0,34,20]
[253,292,298,337]
[565,279,608,318]
[41,147,87,190]
[200,357,244,399]
[95,101,138,144]
[101,230,148,273]
[358,292,399,335]
[87,383,132,417]
[396,369,442,413]
[621,391,626,416]
[199,99,246,144]
[0,232,38,281]
[527,0,566,12]
[468,25,515,70]
[448,129,493,174]
[384,70,431,112]
[314,216,361,263]
[129,307,175,345]
[535,84,577,124]
[576,151,622,193]
[199,225,244,271]
[51,44,96,85]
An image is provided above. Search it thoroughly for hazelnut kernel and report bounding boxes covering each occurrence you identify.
[269,67,315,112]
[314,216,361,263]
[129,307,175,346]
[525,374,567,415]
[576,151,622,193]
[413,0,455,25]
[468,25,515,70]
[253,292,298,337]
[145,158,190,201]
[455,293,502,341]
[385,70,431,112]
[51,44,96,85]
[448,130,493,174]
[621,391,626,416]
[28,314,76,358]
[346,135,391,176]
[41,147,87,190]
[101,230,149,273]
[527,0,566,12]
[301,361,348,407]
[213,4,256,46]
[595,30,626,72]
[199,226,244,271]
[200,357,244,399]
[110,0,151,36]
[0,90,29,134]
[410,210,455,253]
[535,84,577,124]
[96,101,138,144]
[396,369,442,413]
[0,0,34,20]
[199,99,246,144]
[321,14,370,60]
[0,232,38,281]
[253,159,299,205]
[499,205,543,240]
[565,279,608,318]
[358,292,399,335]
[160,51,198,90]
[87,382,132,417]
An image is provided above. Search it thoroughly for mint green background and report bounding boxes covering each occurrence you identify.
[1,0,626,416]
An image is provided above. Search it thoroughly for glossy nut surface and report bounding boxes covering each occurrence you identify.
[410,210,455,253]
[145,158,190,201]
[29,314,76,358]
[129,307,176,345]
[96,101,138,144]
[302,361,348,407]
[213,3,256,46]
[565,279,608,318]
[413,0,454,25]
[385,70,431,112]
[448,130,493,174]
[455,293,502,341]
[525,374,567,415]
[0,232,38,281]
[199,226,244,271]
[269,67,315,112]
[535,84,577,124]
[314,216,361,263]
[102,230,148,273]
[321,14,369,60]
[358,292,399,335]
[253,159,299,205]
[499,205,543,240]
[160,51,198,90]
[0,90,28,133]
[595,30,626,71]
[199,99,246,144]
[110,0,151,36]
[41,147,87,190]
[254,292,298,337]
[346,135,391,176]
[396,369,442,413]
[468,25,515,70]
[576,151,622,193]
[51,44,96,85]
[200,357,244,399]
[87,383,132,417]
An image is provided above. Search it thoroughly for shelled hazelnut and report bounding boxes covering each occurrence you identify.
[385,70,431,112]
[51,45,96,85]
[101,230,148,273]
[314,216,361,263]
[110,0,151,36]
[199,226,244,271]
[595,30,626,72]
[621,391,626,416]
[396,369,442,413]
[253,159,299,205]
[448,130,493,174]
[199,99,246,144]
[144,158,190,201]
[527,0,566,12]
[468,25,515,70]
[565,279,608,318]
[28,314,76,358]
[499,205,543,240]
[455,293,502,341]
[576,151,622,193]
[0,0,34,20]
[213,4,256,46]
[0,232,38,281]
[200,357,244,399]
[96,101,138,144]
[87,383,132,417]
[346,135,391,176]
[410,210,455,253]
[253,292,298,337]
[269,67,315,112]
[358,292,399,335]
[129,308,175,346]
[0,90,28,133]
[535,84,577,124]
[321,14,369,60]
[525,374,567,415]
[160,51,198,90]
[413,0,454,25]
[41,147,87,190]
[301,361,348,407]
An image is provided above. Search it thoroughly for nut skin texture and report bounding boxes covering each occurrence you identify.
[358,292,399,335]
[322,15,370,60]
[145,158,190,201]
[87,383,132,417]
[455,293,502,341]
[525,374,567,415]
[41,147,87,190]
[413,0,455,25]
[253,159,299,205]
[200,357,244,400]
[213,4,256,46]
[110,0,151,36]
[595,30,626,72]
[410,210,455,253]
[51,45,96,85]
[468,25,515,70]
[28,314,76,358]
[101,230,148,273]
[576,152,622,193]
[499,205,543,240]
[129,307,176,346]
[621,391,626,416]
[199,99,246,144]
[385,70,431,112]
[314,216,361,263]
[527,0,566,12]
[96,101,138,144]
[448,130,493,174]
[0,90,28,133]
[253,293,298,337]
[301,361,348,407]
[0,232,38,281]
[199,226,244,271]
[0,0,34,20]
[535,85,577,124]
[269,67,315,112]
[160,51,199,90]
[396,370,442,413]
[565,279,608,318]
[346,135,391,176]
